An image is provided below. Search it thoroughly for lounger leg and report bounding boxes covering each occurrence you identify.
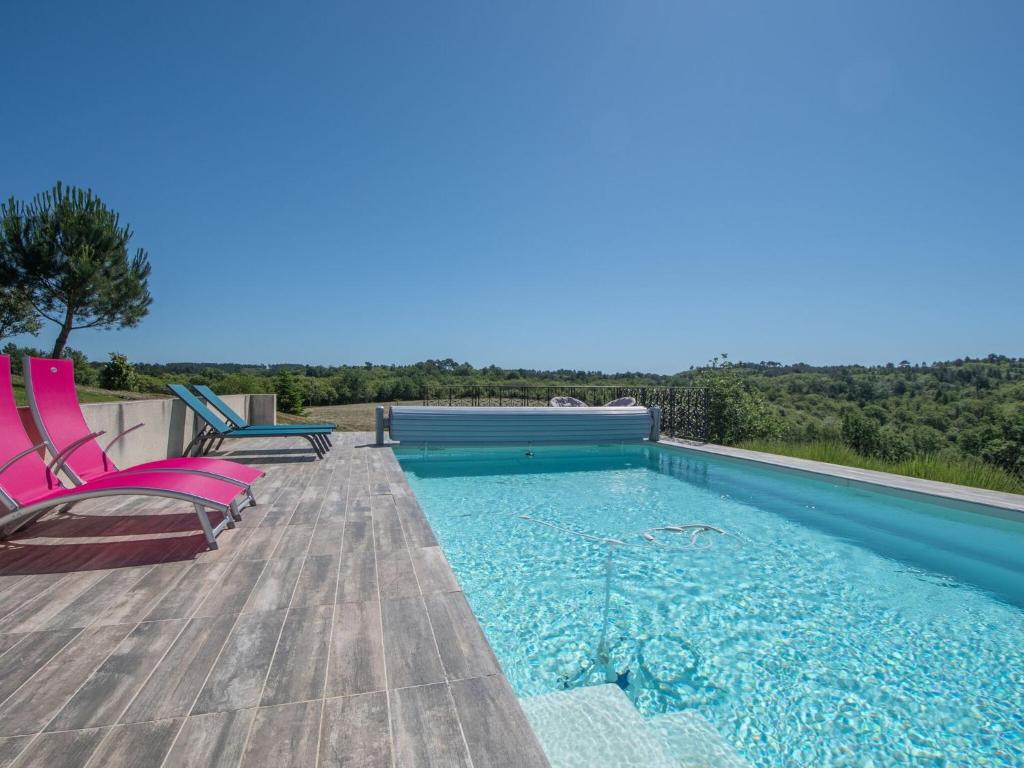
[193,503,219,550]
[303,435,324,459]
[227,499,239,526]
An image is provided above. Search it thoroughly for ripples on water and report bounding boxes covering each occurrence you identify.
[398,445,1024,767]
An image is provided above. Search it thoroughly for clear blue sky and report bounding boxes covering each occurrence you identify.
[4,1,1022,374]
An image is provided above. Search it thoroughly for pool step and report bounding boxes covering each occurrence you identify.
[521,685,677,768]
[647,710,752,768]
[520,684,752,768]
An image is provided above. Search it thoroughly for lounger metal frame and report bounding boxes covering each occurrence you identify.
[0,441,240,548]
[191,385,333,456]
[23,361,258,510]
[168,385,330,459]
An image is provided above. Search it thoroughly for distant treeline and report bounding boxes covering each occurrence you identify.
[4,344,1020,481]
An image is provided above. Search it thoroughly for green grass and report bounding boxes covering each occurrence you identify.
[736,438,1024,495]
[301,401,422,431]
[10,375,165,407]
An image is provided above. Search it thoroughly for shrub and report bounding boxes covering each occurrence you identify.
[692,359,780,444]
[99,353,138,391]
[274,369,304,414]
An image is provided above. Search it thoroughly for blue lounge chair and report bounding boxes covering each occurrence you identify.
[194,385,336,433]
[168,385,332,459]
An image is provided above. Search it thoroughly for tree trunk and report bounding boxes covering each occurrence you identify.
[50,310,74,358]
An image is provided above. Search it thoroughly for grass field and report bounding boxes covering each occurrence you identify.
[10,375,166,407]
[738,438,1024,495]
[295,401,422,431]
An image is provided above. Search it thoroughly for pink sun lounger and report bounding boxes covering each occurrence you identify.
[0,356,247,548]
[24,356,264,511]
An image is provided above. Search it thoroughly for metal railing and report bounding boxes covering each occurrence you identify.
[421,384,710,441]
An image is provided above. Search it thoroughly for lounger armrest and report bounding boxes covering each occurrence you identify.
[0,441,48,476]
[103,422,145,453]
[48,430,106,476]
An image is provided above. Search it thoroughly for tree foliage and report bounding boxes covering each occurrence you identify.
[0,182,152,357]
[274,369,304,414]
[691,356,781,443]
[99,352,139,391]
[0,286,41,341]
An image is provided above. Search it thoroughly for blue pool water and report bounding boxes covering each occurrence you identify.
[397,444,1024,767]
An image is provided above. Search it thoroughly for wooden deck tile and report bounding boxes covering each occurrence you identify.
[326,600,385,697]
[261,604,333,706]
[319,692,391,768]
[191,609,287,715]
[239,700,322,768]
[390,683,471,768]
[381,597,445,689]
[161,709,255,768]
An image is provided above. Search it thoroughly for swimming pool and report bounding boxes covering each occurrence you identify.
[397,443,1024,767]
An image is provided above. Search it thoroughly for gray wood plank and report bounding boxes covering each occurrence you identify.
[239,700,321,768]
[424,592,500,680]
[450,675,551,768]
[144,562,231,621]
[0,629,81,704]
[234,526,286,560]
[342,519,372,552]
[47,619,186,731]
[120,614,236,723]
[161,709,256,768]
[91,563,190,626]
[394,495,438,548]
[376,548,420,600]
[0,575,65,624]
[83,718,183,768]
[326,600,385,698]
[371,495,406,553]
[270,524,315,559]
[0,736,31,768]
[0,634,26,659]
[380,597,445,689]
[336,549,377,603]
[261,604,332,706]
[41,568,154,630]
[390,683,471,768]
[319,692,391,768]
[258,482,306,526]
[0,624,133,737]
[410,546,461,594]
[307,522,345,556]
[0,571,110,634]
[9,728,108,768]
[291,554,339,608]
[192,609,287,714]
[242,557,304,613]
[193,559,267,618]
[347,488,371,519]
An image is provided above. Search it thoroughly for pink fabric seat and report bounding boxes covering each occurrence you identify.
[0,356,245,548]
[24,357,263,490]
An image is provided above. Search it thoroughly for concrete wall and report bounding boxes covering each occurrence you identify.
[16,393,277,469]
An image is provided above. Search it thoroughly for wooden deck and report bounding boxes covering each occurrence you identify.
[0,433,550,768]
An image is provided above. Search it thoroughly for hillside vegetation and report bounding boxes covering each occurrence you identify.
[5,344,1021,493]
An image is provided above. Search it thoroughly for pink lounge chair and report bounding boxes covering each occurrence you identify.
[23,357,263,510]
[0,356,246,548]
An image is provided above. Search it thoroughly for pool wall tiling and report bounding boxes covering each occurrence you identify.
[396,442,1024,767]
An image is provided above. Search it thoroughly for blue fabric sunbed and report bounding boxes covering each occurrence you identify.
[193,385,336,433]
[168,384,332,459]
